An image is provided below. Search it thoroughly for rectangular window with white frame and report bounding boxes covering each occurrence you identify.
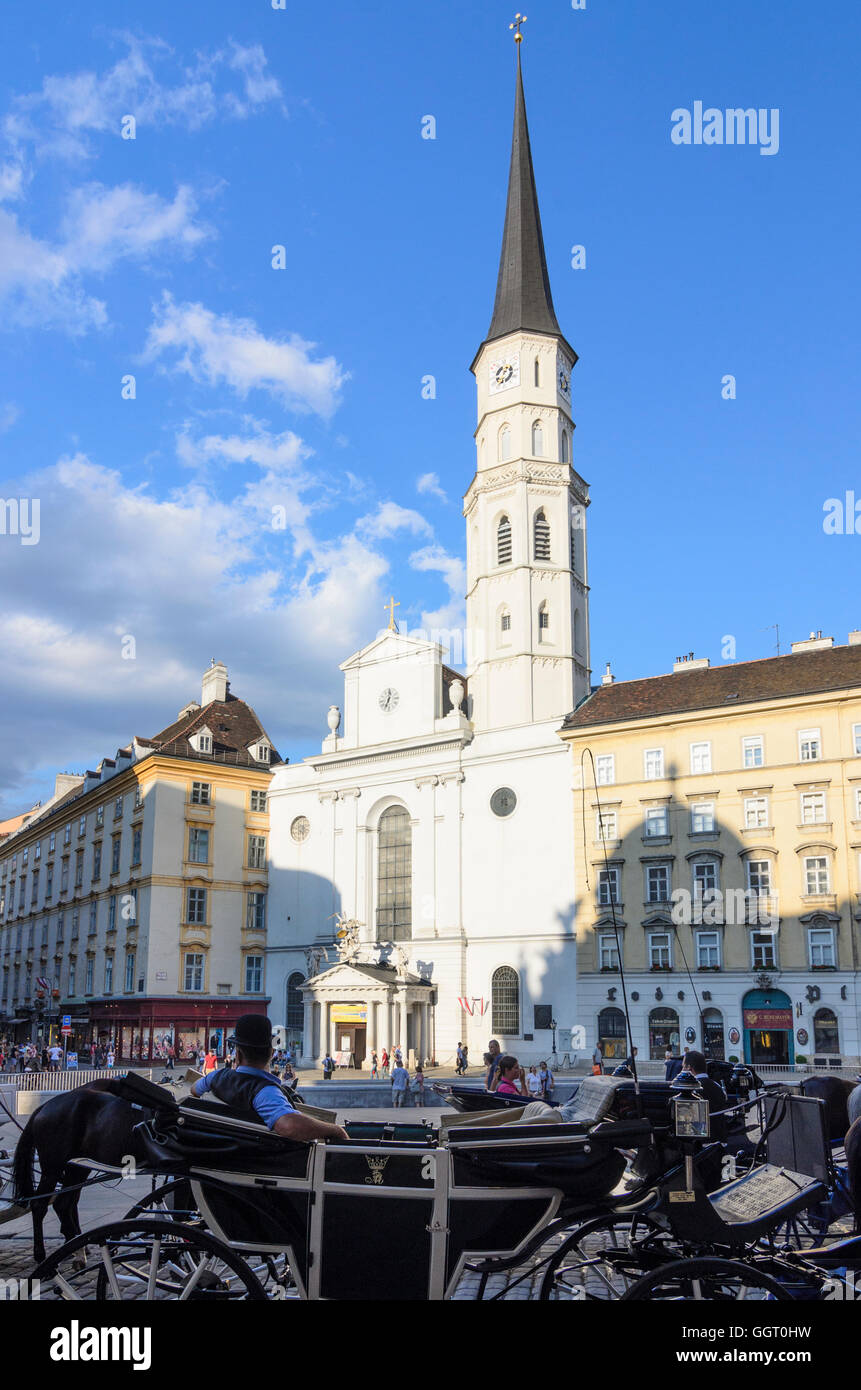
[186,887,207,924]
[645,864,670,903]
[744,796,769,828]
[246,891,267,931]
[751,932,777,970]
[597,867,620,906]
[245,954,264,993]
[747,859,772,897]
[250,789,267,813]
[800,791,827,825]
[808,927,835,968]
[856,789,861,821]
[644,806,669,838]
[690,802,715,834]
[104,955,113,994]
[595,810,618,842]
[184,952,204,992]
[648,932,672,969]
[85,958,94,994]
[595,755,615,786]
[693,861,719,900]
[804,856,830,896]
[696,931,721,968]
[599,934,619,970]
[690,742,712,774]
[190,782,211,806]
[644,748,664,780]
[188,827,210,865]
[742,736,764,769]
[799,729,822,762]
[124,951,135,993]
[853,723,861,756]
[247,834,267,869]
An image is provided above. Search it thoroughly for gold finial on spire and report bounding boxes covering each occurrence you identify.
[509,12,527,44]
[384,596,400,632]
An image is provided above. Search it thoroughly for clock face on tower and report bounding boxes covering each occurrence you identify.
[557,363,571,397]
[378,687,400,713]
[488,353,520,394]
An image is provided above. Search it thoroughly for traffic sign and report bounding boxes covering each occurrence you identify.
[61,1015,71,1028]
[61,1026,72,1036]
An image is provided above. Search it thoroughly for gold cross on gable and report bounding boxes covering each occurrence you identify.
[384,596,400,631]
[510,12,527,44]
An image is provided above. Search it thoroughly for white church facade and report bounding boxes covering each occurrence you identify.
[266,51,591,1069]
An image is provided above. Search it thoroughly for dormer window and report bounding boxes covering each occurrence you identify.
[191,727,213,755]
[252,742,271,764]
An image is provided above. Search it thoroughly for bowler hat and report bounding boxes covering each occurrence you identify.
[229,1014,273,1050]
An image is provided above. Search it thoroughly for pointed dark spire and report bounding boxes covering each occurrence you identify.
[483,50,562,347]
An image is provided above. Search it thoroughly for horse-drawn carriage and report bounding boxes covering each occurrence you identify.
[8,1070,861,1301]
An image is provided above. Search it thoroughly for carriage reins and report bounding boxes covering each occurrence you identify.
[580,747,642,1118]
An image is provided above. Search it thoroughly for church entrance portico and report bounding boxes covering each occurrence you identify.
[300,961,435,1069]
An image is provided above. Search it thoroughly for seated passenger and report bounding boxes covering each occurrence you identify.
[190,1014,347,1142]
[495,1056,529,1097]
[678,1049,728,1138]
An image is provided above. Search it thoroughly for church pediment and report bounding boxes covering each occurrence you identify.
[300,960,417,992]
[341,629,444,672]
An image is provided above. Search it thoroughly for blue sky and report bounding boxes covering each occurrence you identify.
[0,0,859,816]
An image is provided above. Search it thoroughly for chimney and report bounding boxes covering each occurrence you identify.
[601,662,615,686]
[673,653,710,673]
[790,633,834,654]
[53,772,84,800]
[202,660,228,706]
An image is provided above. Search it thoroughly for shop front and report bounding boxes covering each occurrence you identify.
[743,988,794,1066]
[648,1007,680,1060]
[85,997,270,1063]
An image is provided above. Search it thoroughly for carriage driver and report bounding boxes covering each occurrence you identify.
[189,1014,348,1142]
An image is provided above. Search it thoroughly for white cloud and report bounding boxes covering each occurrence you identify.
[0,161,25,201]
[416,471,448,503]
[0,403,19,432]
[0,184,210,333]
[357,501,433,542]
[410,544,466,634]
[61,182,211,270]
[145,295,347,417]
[3,34,284,162]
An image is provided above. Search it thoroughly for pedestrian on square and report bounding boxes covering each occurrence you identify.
[394,1045,403,1068]
[485,1039,503,1091]
[591,1042,604,1075]
[322,1053,335,1080]
[455,1043,465,1076]
[391,1059,410,1108]
[412,1064,426,1107]
[106,1046,115,1068]
[461,1044,469,1074]
[526,1065,543,1099]
[370,1050,379,1079]
[495,1056,528,1097]
[539,1059,554,1099]
[203,1047,218,1074]
[381,1048,389,1076]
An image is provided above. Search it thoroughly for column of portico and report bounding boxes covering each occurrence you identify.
[367,999,378,1056]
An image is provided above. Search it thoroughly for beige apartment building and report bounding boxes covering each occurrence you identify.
[0,662,281,1060]
[561,633,861,1068]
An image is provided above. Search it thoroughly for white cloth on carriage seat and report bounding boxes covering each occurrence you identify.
[556,1075,628,1126]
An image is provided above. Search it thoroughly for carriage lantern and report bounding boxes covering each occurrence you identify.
[669,1071,710,1141]
[731,1062,752,1097]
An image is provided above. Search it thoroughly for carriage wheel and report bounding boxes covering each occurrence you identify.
[123,1181,300,1298]
[32,1218,268,1301]
[619,1255,795,1301]
[124,1179,199,1223]
[539,1213,671,1301]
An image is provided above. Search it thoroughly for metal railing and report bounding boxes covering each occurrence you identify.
[2,1067,154,1091]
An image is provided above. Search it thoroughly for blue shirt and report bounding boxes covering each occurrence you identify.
[390,1066,409,1091]
[191,1065,297,1130]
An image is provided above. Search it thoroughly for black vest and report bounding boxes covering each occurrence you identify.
[207,1068,275,1116]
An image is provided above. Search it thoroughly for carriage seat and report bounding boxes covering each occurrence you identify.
[556,1074,630,1126]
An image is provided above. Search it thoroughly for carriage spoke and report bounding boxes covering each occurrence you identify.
[99,1242,123,1301]
[146,1238,162,1301]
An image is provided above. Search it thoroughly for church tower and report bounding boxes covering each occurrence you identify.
[465,45,591,731]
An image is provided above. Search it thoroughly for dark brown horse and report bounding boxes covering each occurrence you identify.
[12,1080,151,1263]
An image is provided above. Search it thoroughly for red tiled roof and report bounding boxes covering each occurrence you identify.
[146,693,283,767]
[563,643,861,730]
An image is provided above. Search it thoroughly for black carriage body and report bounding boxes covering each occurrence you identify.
[136,1103,639,1300]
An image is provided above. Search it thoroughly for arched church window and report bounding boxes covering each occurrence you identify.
[561,429,569,464]
[498,425,512,462]
[574,608,583,655]
[497,515,512,565]
[534,509,551,560]
[376,806,412,942]
[286,973,305,1036]
[532,421,544,457]
[491,966,520,1036]
[499,608,512,642]
[538,601,550,639]
[534,357,540,387]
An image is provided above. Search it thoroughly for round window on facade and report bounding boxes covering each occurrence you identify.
[490,787,517,818]
[291,815,310,843]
